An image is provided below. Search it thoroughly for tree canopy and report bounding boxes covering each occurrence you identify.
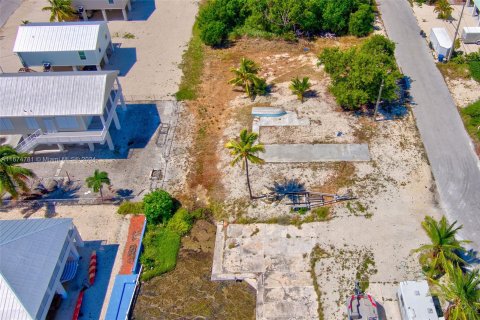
[198,0,376,46]
[318,35,402,110]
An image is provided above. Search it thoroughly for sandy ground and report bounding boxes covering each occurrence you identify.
[411,3,480,107]
[0,204,130,319]
[207,48,443,318]
[0,0,198,100]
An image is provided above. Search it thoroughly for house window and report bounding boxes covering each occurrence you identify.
[56,117,78,129]
[78,51,86,60]
[108,0,114,4]
[25,117,39,130]
[98,48,102,53]
[0,118,14,132]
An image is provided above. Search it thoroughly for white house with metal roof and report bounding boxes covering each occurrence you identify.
[0,218,84,320]
[0,71,126,152]
[72,0,132,21]
[13,22,113,71]
[397,280,444,320]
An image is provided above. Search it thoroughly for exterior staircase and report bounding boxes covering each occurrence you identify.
[15,129,42,153]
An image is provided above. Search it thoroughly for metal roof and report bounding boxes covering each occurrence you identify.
[13,22,107,52]
[0,71,118,118]
[0,218,74,320]
[431,28,452,48]
[398,280,440,320]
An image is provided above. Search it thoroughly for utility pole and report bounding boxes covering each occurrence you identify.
[373,78,384,121]
[447,0,467,61]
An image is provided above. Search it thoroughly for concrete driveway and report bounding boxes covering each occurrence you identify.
[377,0,480,249]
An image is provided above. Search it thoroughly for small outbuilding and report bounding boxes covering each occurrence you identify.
[429,27,452,59]
[397,280,444,320]
[0,218,84,320]
[13,22,113,71]
[72,0,132,21]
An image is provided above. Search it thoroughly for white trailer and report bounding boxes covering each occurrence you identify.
[430,27,452,59]
[397,280,444,320]
[461,27,480,44]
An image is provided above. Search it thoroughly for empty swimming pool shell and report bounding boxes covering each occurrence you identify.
[251,107,287,117]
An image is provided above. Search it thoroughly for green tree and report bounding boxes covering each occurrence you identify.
[318,35,401,110]
[289,76,312,102]
[225,129,265,199]
[0,145,35,199]
[200,21,228,46]
[143,189,174,224]
[413,216,470,278]
[319,0,356,35]
[228,58,266,98]
[433,264,480,320]
[86,169,110,201]
[42,0,76,22]
[434,0,453,20]
[348,4,374,37]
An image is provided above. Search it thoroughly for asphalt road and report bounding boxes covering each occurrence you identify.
[377,0,480,249]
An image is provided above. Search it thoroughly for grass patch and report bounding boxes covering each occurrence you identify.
[122,32,135,39]
[461,100,480,142]
[117,201,144,215]
[437,62,471,80]
[309,245,329,320]
[141,226,181,281]
[176,21,204,100]
[468,61,480,82]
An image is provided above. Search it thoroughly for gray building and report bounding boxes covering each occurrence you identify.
[72,0,132,21]
[0,71,126,152]
[0,218,84,320]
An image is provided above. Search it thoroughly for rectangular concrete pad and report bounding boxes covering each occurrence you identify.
[263,144,371,162]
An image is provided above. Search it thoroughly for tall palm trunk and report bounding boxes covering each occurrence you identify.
[99,187,104,202]
[245,158,253,199]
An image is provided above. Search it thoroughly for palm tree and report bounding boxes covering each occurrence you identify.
[225,129,265,199]
[42,0,76,22]
[228,58,263,98]
[434,0,453,20]
[0,145,35,199]
[433,264,480,320]
[289,76,312,103]
[86,169,111,201]
[413,216,470,278]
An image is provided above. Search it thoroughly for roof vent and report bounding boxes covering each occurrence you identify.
[414,290,420,296]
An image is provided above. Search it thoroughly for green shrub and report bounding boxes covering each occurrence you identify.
[197,0,374,47]
[319,35,401,110]
[117,201,144,215]
[468,61,480,82]
[143,189,174,224]
[166,208,193,236]
[200,21,227,46]
[465,51,480,63]
[140,226,181,281]
[461,100,480,141]
[348,4,374,37]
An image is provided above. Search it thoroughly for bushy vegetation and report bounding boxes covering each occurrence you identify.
[141,227,181,281]
[117,201,144,215]
[140,203,205,280]
[461,100,480,141]
[166,208,194,236]
[443,51,480,82]
[318,35,402,110]
[143,189,174,224]
[198,0,376,46]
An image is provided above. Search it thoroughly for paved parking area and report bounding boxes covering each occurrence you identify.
[262,144,371,162]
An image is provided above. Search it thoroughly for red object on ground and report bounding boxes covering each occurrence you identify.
[89,251,97,285]
[72,290,84,320]
[119,215,146,275]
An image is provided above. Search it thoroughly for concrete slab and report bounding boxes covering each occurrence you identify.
[253,111,310,133]
[263,144,371,162]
